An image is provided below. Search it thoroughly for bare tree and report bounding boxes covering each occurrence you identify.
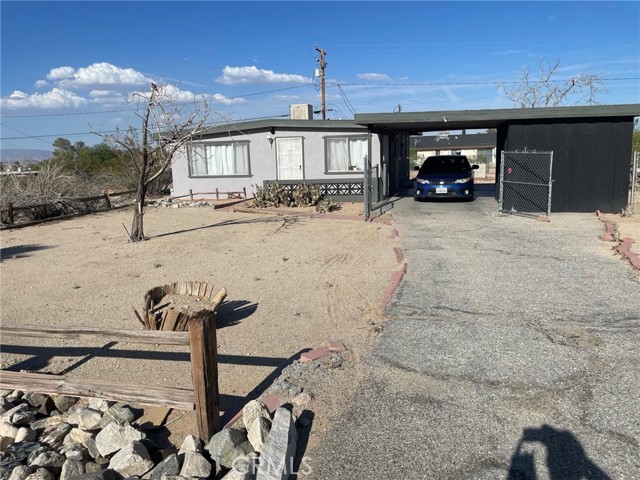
[98,83,209,241]
[502,58,607,108]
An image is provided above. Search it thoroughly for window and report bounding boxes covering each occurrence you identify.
[476,148,493,164]
[188,141,250,176]
[325,136,368,173]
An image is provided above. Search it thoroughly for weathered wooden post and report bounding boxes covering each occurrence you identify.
[8,202,14,225]
[215,188,219,200]
[189,189,194,201]
[243,187,247,199]
[103,191,112,209]
[189,309,220,443]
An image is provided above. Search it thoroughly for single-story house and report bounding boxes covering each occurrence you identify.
[411,132,496,165]
[171,105,382,202]
[173,103,639,212]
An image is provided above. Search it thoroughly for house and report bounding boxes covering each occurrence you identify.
[173,103,639,212]
[412,132,496,163]
[171,104,381,202]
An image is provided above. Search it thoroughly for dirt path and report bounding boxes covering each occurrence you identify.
[0,204,400,447]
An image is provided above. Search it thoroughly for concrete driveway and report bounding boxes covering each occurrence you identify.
[310,196,640,479]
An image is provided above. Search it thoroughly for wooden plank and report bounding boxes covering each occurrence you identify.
[162,309,180,332]
[0,370,195,410]
[0,325,190,345]
[132,307,146,327]
[176,312,189,332]
[189,310,220,442]
[210,287,227,308]
[203,283,213,300]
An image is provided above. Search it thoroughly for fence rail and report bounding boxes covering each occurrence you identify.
[1,189,136,228]
[172,188,248,201]
[0,310,220,442]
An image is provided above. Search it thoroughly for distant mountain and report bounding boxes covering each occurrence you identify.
[0,149,52,163]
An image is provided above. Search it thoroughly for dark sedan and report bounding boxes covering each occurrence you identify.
[414,154,479,201]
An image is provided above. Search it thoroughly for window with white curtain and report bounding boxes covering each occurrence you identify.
[188,141,250,176]
[325,136,368,173]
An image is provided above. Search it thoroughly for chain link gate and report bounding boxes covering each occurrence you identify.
[499,150,554,217]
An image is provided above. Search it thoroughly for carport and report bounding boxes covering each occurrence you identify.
[355,104,639,212]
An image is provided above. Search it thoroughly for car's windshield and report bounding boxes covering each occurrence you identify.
[420,156,470,174]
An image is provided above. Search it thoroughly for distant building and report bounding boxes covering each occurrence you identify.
[411,132,496,165]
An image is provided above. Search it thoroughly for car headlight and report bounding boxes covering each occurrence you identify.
[416,178,430,184]
[454,177,472,184]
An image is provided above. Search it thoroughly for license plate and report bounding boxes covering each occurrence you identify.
[436,187,447,194]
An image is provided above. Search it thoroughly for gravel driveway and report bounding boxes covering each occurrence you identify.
[309,196,640,479]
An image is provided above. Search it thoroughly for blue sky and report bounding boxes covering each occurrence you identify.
[1,1,639,151]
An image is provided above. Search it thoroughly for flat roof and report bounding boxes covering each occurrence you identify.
[197,119,366,137]
[355,104,640,133]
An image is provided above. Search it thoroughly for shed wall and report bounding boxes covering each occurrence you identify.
[498,119,633,213]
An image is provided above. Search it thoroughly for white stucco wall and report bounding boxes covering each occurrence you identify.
[171,128,380,199]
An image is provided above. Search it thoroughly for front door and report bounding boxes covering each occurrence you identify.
[276,137,303,180]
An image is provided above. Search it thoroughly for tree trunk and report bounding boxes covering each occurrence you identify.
[130,181,148,242]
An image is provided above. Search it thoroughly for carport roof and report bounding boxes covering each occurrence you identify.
[354,103,640,133]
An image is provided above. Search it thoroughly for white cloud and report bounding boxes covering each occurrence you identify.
[357,73,392,82]
[57,62,151,89]
[0,88,88,110]
[211,93,246,105]
[47,66,76,80]
[34,80,49,89]
[216,66,311,85]
[90,90,118,98]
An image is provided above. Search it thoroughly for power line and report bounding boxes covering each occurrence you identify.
[329,77,640,87]
[1,77,636,121]
[0,112,292,142]
[0,122,54,146]
[336,83,356,115]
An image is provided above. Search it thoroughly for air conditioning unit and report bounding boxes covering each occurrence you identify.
[290,104,314,120]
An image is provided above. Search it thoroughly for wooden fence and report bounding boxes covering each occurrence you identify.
[0,310,220,442]
[1,189,136,228]
[173,188,248,202]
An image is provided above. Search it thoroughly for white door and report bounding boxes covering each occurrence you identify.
[276,137,303,180]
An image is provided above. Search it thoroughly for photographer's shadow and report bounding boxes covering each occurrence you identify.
[508,424,610,480]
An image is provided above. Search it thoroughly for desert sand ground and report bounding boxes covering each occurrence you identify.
[0,203,400,449]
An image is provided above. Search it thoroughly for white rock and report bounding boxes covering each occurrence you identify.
[177,435,201,455]
[15,428,37,443]
[242,399,271,432]
[108,441,154,477]
[178,452,212,478]
[256,408,298,480]
[95,422,145,457]
[0,423,18,439]
[247,417,271,453]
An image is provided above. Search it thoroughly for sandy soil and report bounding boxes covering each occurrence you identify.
[0,203,400,449]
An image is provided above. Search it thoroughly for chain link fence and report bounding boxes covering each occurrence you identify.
[625,151,639,216]
[499,150,553,217]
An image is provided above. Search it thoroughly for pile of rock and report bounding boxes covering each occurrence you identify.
[1,343,345,480]
[0,391,308,480]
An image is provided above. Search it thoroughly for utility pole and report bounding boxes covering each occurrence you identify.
[315,46,327,120]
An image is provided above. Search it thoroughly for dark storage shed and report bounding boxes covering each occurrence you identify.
[355,104,639,213]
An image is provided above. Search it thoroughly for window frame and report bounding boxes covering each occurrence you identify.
[323,135,370,175]
[187,140,252,178]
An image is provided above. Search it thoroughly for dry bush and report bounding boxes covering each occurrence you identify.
[0,163,112,223]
